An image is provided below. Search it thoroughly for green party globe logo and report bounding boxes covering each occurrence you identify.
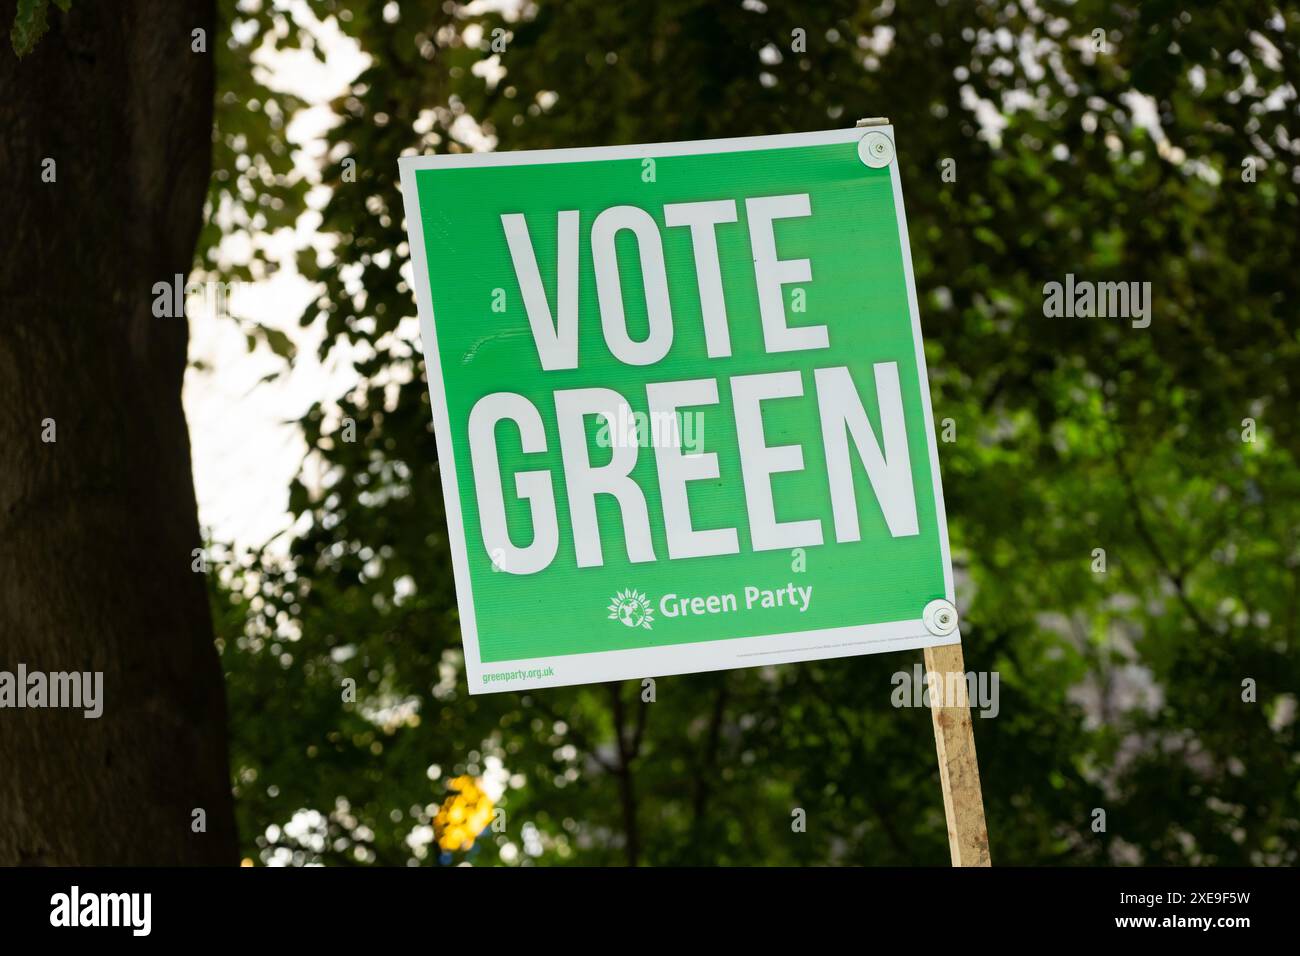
[608,589,654,631]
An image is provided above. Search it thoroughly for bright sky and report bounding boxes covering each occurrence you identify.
[184,9,368,552]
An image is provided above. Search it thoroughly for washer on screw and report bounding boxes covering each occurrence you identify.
[923,598,959,637]
[858,130,895,168]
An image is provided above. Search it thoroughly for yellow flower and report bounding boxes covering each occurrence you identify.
[432,775,496,853]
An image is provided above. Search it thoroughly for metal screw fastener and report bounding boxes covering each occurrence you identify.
[858,130,895,168]
[923,598,959,637]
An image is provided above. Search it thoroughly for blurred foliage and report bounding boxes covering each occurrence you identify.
[206,0,1299,866]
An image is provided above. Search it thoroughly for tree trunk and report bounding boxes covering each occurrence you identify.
[0,0,237,864]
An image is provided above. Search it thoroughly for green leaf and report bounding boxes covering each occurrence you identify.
[262,326,296,360]
[11,0,51,58]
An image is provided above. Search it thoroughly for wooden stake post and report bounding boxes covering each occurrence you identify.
[924,641,991,866]
[854,118,991,867]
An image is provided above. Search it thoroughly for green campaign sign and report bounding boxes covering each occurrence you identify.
[399,126,959,694]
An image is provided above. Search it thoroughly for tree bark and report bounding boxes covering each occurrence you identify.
[0,0,237,864]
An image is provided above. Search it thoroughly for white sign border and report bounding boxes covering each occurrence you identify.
[398,125,959,695]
